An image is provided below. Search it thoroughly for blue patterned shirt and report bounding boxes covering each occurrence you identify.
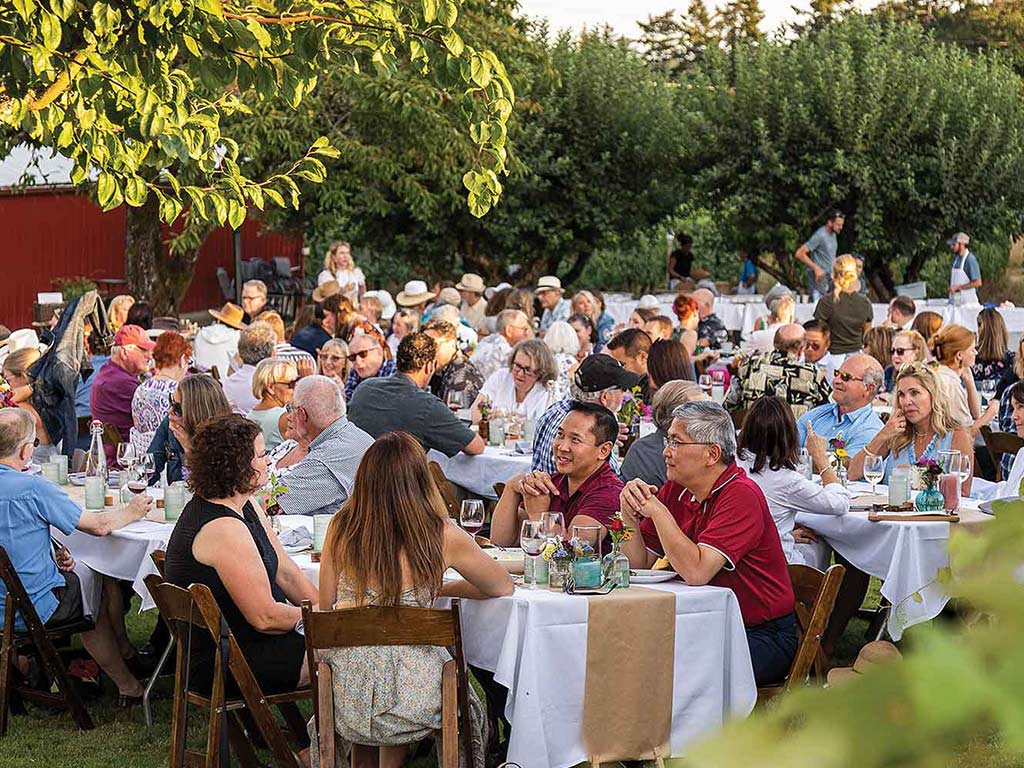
[344,359,396,402]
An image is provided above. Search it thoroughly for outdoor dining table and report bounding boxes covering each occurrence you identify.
[281,516,756,768]
[795,480,991,640]
[427,445,533,499]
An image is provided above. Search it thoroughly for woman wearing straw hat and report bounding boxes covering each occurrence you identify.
[395,280,436,314]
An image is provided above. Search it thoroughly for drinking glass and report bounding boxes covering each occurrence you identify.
[138,453,156,485]
[939,450,963,478]
[980,379,997,405]
[460,500,485,535]
[520,520,545,589]
[698,374,712,396]
[863,454,885,496]
[446,389,464,412]
[116,443,135,488]
[798,448,813,480]
[540,512,565,543]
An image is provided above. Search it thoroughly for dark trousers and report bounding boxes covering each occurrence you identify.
[746,612,798,686]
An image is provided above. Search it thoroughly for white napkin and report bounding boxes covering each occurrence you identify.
[279,526,313,552]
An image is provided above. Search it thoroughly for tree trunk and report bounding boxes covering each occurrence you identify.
[124,200,206,315]
[560,249,594,287]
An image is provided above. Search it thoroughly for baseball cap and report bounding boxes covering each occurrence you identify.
[573,354,640,392]
[114,324,156,350]
[946,232,970,246]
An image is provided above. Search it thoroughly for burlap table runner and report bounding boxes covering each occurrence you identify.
[582,585,675,766]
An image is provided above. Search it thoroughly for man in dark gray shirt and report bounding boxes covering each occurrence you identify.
[620,380,705,488]
[348,332,485,457]
[795,210,844,299]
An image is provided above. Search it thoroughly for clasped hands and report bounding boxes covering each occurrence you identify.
[619,479,666,521]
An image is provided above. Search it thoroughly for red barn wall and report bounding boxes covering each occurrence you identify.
[0,187,303,329]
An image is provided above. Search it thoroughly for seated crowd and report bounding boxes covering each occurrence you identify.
[1,240,1019,764]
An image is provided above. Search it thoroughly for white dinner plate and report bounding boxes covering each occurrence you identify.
[629,569,679,584]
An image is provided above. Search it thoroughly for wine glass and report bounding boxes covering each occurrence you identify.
[116,443,135,490]
[446,389,465,412]
[863,454,885,497]
[460,500,485,536]
[540,511,565,544]
[520,520,545,590]
[698,374,712,396]
[938,449,962,478]
[798,448,813,480]
[138,453,156,485]
[980,379,997,405]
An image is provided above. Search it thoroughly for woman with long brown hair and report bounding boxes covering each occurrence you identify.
[316,432,512,768]
[973,307,1013,386]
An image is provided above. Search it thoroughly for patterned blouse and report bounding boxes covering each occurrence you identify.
[973,352,1014,389]
[723,351,832,417]
[131,376,179,453]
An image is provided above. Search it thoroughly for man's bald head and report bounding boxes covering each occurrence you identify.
[0,407,35,464]
[773,323,806,358]
[692,288,715,317]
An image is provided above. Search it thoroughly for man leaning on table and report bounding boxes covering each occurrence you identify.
[0,408,154,704]
[618,401,797,686]
[796,353,886,458]
[491,401,624,546]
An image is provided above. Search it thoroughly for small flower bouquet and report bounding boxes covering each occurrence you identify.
[914,457,946,512]
[606,512,635,546]
[478,395,491,421]
[828,435,849,468]
[617,385,646,427]
[548,538,574,590]
[915,457,942,491]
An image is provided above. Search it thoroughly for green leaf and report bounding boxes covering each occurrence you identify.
[49,0,75,21]
[39,10,63,50]
[470,54,491,87]
[422,0,438,24]
[438,0,458,26]
[182,34,201,58]
[159,195,183,224]
[246,19,272,49]
[226,198,246,229]
[97,172,117,209]
[12,0,36,23]
[441,30,464,57]
[123,176,148,207]
[262,187,286,208]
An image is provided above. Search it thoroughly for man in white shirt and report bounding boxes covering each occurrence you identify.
[885,295,916,331]
[471,309,531,381]
[537,275,570,333]
[456,273,488,331]
[803,319,837,381]
[221,322,276,413]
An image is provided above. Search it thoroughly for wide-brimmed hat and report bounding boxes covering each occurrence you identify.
[536,275,564,294]
[362,290,396,321]
[485,282,512,300]
[826,640,902,686]
[396,280,436,307]
[456,273,486,294]
[636,295,661,311]
[312,280,341,303]
[208,302,248,331]
[0,328,48,362]
[437,287,462,307]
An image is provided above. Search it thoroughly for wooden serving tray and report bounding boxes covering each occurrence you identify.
[868,511,959,523]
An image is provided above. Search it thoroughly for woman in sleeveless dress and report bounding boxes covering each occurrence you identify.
[313,432,513,768]
[849,362,973,495]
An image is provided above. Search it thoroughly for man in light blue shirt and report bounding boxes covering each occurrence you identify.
[0,408,151,698]
[797,353,885,458]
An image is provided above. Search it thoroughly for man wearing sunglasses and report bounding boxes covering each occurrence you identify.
[618,400,796,687]
[796,353,885,458]
[343,331,395,402]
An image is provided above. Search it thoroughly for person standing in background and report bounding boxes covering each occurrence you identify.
[795,210,845,299]
[947,232,982,305]
[667,234,694,289]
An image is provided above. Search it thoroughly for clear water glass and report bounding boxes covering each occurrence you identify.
[520,520,545,589]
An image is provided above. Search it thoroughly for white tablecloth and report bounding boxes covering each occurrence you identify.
[795,481,988,640]
[428,446,533,499]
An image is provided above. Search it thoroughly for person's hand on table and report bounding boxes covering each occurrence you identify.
[55,547,75,572]
[127,493,153,520]
[620,479,666,519]
[792,525,818,545]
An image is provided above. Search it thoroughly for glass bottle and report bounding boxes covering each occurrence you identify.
[602,541,631,588]
[84,420,108,510]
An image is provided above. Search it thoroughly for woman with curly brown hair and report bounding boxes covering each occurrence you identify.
[164,414,318,695]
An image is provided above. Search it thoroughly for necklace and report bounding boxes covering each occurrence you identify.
[909,430,938,465]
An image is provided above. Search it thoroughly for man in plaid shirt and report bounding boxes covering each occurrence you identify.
[531,354,639,474]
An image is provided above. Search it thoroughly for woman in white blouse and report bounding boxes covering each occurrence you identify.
[992,381,1024,499]
[471,339,557,423]
[928,324,998,435]
[737,395,850,564]
[317,241,366,306]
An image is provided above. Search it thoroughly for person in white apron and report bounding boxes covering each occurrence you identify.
[948,231,982,306]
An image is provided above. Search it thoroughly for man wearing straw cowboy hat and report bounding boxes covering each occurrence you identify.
[536,275,570,333]
[456,273,488,331]
[395,280,436,314]
[193,301,246,377]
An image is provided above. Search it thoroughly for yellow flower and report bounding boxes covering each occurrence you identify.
[836,448,849,459]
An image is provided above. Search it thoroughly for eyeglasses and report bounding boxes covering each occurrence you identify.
[274,379,297,389]
[318,353,345,363]
[662,437,713,450]
[890,346,912,356]
[347,347,380,362]
[834,370,865,383]
[512,362,538,377]
[168,396,183,417]
[284,403,307,417]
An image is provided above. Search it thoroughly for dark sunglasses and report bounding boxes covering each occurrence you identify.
[834,370,865,383]
[347,348,379,362]
[275,379,297,389]
[168,394,183,417]
[890,346,912,356]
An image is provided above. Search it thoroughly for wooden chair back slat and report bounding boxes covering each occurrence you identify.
[785,563,846,690]
[428,461,460,519]
[150,550,167,579]
[730,408,748,430]
[981,425,1024,483]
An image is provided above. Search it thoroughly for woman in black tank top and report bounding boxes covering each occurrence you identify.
[164,414,318,694]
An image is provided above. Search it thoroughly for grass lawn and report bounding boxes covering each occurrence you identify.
[0,579,979,768]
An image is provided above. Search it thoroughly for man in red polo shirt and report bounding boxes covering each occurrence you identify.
[619,400,796,686]
[490,401,623,545]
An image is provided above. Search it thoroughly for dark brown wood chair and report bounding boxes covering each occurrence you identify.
[730,408,748,430]
[0,545,95,736]
[300,600,474,768]
[757,563,846,703]
[144,575,310,768]
[981,425,1024,483]
[428,461,460,519]
[102,423,123,453]
[493,482,505,499]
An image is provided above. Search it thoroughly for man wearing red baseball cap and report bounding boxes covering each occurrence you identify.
[90,325,155,460]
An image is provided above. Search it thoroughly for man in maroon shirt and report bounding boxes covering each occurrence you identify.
[619,400,796,686]
[90,324,154,459]
[490,402,624,545]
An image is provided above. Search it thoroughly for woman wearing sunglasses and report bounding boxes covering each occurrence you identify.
[848,362,973,495]
[316,338,350,388]
[148,375,231,483]
[879,330,927,400]
[247,359,298,452]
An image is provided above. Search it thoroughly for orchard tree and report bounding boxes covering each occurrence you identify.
[638,1,717,76]
[0,0,513,310]
[676,17,1024,297]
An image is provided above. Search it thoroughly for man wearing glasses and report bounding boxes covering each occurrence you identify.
[239,279,268,323]
[618,400,796,687]
[90,324,154,461]
[796,353,885,458]
[343,330,395,401]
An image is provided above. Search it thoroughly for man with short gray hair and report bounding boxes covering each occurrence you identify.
[240,279,268,322]
[274,376,374,516]
[618,400,797,687]
[471,309,531,381]
[222,321,277,413]
[796,353,885,459]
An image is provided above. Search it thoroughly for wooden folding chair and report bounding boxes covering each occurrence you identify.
[144,575,310,768]
[141,551,173,728]
[981,425,1024,483]
[301,600,474,768]
[102,423,123,451]
[428,461,460,519]
[0,545,95,736]
[757,563,845,703]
